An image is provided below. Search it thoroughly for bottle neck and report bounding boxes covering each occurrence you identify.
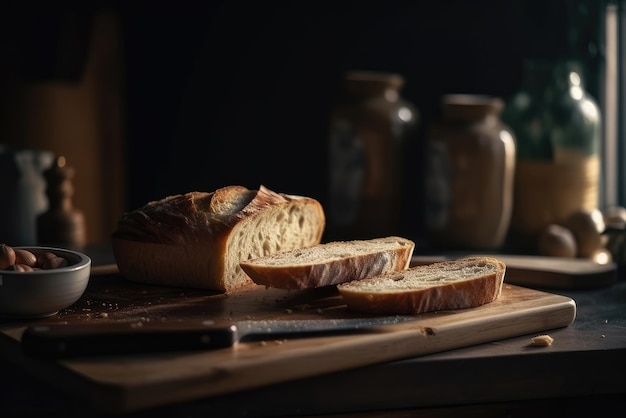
[521,60,585,97]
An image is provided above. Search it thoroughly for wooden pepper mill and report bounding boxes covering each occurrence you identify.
[37,156,87,250]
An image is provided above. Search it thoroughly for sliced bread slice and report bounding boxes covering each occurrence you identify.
[239,236,415,290]
[337,256,506,314]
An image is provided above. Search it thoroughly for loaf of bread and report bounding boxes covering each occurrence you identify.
[239,236,415,290]
[337,256,506,314]
[111,185,325,292]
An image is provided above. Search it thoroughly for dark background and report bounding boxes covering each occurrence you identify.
[122,0,529,209]
[116,1,602,195]
[3,0,608,243]
[121,0,604,240]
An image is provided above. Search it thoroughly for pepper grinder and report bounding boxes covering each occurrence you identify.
[37,156,87,250]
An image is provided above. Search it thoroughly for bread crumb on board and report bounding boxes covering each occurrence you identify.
[530,334,554,347]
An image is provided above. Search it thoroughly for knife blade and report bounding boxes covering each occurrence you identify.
[21,315,414,359]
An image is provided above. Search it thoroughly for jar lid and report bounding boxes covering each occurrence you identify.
[344,71,405,98]
[441,94,503,121]
[346,70,404,85]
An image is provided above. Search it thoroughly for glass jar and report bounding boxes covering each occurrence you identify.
[502,60,602,241]
[327,71,418,240]
[0,146,55,245]
[424,95,516,250]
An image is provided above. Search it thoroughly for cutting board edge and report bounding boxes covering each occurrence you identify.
[81,293,578,414]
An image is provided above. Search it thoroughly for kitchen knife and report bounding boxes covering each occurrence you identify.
[21,315,414,359]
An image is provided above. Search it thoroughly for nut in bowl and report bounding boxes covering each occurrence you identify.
[0,246,91,318]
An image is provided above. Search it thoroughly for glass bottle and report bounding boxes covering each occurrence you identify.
[502,60,602,241]
[424,95,516,250]
[327,71,418,240]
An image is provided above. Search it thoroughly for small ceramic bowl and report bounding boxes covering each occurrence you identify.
[0,246,91,318]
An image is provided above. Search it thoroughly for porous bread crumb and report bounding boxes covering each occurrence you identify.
[530,334,554,347]
[249,237,411,266]
[339,257,502,292]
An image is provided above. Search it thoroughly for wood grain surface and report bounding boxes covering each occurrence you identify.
[0,269,576,414]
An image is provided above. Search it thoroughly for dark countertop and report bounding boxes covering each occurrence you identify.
[1,246,625,417]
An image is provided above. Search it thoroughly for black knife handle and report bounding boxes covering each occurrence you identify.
[21,321,237,359]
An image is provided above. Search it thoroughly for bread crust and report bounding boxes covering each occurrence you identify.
[337,257,506,314]
[240,237,415,290]
[111,185,325,292]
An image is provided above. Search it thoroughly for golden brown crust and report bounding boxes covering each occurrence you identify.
[111,185,292,245]
[111,185,325,292]
[337,257,506,314]
[111,238,227,289]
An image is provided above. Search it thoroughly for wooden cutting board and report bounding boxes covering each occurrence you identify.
[0,270,576,414]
